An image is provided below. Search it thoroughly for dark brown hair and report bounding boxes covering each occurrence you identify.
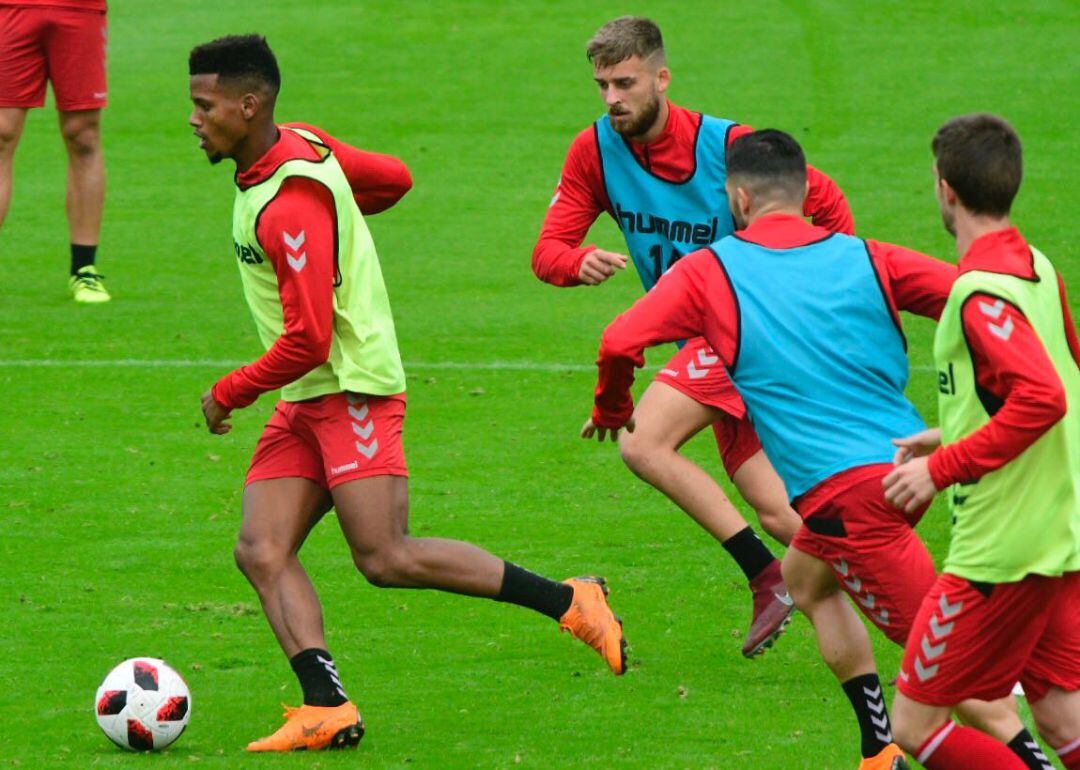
[727,129,808,204]
[932,113,1022,216]
[586,17,666,68]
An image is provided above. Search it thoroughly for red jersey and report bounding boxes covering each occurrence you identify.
[592,213,951,428]
[533,102,855,287]
[211,124,412,411]
[927,227,1080,488]
[0,1,106,10]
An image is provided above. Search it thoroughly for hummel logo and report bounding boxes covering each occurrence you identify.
[978,299,1005,319]
[283,229,307,272]
[774,591,794,607]
[988,316,1014,341]
[301,720,325,737]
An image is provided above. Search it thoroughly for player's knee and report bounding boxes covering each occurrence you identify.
[352,544,408,588]
[618,431,660,478]
[233,538,287,585]
[0,122,21,157]
[60,119,101,158]
[1032,696,1072,748]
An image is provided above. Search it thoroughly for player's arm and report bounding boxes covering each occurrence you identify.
[868,239,957,320]
[533,129,627,287]
[205,178,337,432]
[928,293,1070,486]
[885,294,1068,509]
[725,124,854,235]
[284,123,412,215]
[804,165,854,234]
[589,251,719,438]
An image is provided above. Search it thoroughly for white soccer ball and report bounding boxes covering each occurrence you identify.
[94,657,191,751]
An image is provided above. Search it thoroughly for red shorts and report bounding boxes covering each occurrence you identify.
[791,466,936,646]
[653,337,762,477]
[246,392,408,490]
[0,6,107,110]
[898,570,1080,705]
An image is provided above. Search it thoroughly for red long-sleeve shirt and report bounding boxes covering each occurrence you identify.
[593,213,952,427]
[211,124,411,410]
[927,227,1080,488]
[532,102,855,287]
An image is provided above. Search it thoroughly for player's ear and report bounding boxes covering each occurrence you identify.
[656,65,671,94]
[239,92,260,120]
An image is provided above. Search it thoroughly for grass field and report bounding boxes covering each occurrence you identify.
[1,1,1077,767]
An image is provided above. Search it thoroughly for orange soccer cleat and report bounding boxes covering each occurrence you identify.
[559,576,628,675]
[246,701,364,752]
[858,743,909,770]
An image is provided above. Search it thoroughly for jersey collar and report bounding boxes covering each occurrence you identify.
[735,213,833,249]
[958,227,1036,280]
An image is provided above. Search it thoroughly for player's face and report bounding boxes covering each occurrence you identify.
[188,74,248,165]
[593,56,668,140]
[934,164,957,236]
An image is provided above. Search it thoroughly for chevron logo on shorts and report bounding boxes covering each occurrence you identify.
[345,395,378,461]
[686,348,719,380]
[830,559,890,628]
[912,592,964,682]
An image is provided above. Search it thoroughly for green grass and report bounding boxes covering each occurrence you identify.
[1,1,1076,767]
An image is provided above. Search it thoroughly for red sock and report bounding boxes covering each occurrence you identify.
[1058,736,1080,770]
[917,722,1028,770]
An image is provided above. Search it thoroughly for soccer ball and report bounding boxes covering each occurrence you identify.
[94,657,191,751]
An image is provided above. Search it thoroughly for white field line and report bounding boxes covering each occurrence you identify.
[0,358,936,372]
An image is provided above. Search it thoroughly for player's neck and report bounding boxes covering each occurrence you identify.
[233,123,281,174]
[953,209,1012,258]
[745,202,803,226]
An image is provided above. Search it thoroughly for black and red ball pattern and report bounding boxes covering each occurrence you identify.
[96,690,127,716]
[133,660,159,691]
[157,696,188,722]
[127,720,154,751]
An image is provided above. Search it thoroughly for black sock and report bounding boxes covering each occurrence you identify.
[841,673,893,758]
[70,243,97,274]
[721,526,776,581]
[289,648,348,707]
[1007,728,1053,770]
[494,561,573,620]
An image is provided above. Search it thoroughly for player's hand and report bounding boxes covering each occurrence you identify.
[882,456,937,513]
[580,416,635,442]
[201,389,233,435]
[891,428,942,465]
[578,249,628,285]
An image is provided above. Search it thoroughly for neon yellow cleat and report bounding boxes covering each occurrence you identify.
[70,266,111,303]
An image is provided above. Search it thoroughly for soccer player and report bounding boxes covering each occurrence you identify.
[188,35,626,752]
[0,0,110,302]
[883,114,1080,770]
[536,16,854,657]
[587,129,1031,770]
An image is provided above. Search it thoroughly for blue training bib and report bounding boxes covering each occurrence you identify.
[596,113,736,291]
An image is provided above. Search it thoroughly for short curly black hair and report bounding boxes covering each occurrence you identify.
[188,34,280,94]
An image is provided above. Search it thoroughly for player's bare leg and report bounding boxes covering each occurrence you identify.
[892,692,1029,770]
[618,381,796,656]
[238,477,362,753]
[0,107,28,231]
[730,449,800,545]
[783,546,908,768]
[235,478,332,655]
[58,109,109,302]
[331,474,626,674]
[1031,687,1080,768]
